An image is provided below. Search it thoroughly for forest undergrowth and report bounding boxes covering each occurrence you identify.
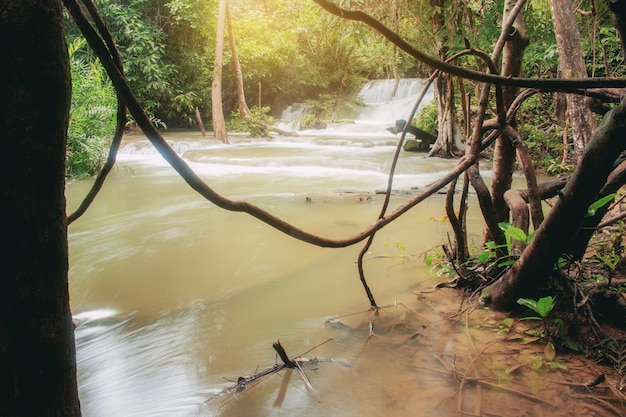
[429,191,626,399]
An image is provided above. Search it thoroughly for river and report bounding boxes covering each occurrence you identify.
[66,82,615,417]
[67,122,470,416]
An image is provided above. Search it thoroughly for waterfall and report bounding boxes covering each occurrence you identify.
[280,103,313,120]
[356,78,434,123]
[358,78,429,104]
[279,78,433,126]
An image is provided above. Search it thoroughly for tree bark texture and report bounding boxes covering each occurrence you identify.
[551,0,596,162]
[608,0,626,57]
[490,0,529,225]
[0,0,81,415]
[211,0,229,143]
[482,102,626,310]
[566,159,626,259]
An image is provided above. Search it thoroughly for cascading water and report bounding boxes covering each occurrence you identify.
[279,78,433,131]
[355,78,434,123]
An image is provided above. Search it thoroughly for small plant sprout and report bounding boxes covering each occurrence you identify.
[477,222,535,267]
[517,295,578,365]
[517,295,555,322]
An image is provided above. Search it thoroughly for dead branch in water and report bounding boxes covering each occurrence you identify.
[204,339,340,407]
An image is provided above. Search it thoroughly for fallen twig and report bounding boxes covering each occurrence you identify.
[205,339,345,407]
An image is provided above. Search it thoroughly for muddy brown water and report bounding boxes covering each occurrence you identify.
[67,130,622,417]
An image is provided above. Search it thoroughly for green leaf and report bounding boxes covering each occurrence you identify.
[504,226,528,243]
[498,318,514,329]
[586,193,616,218]
[477,250,490,263]
[517,297,539,314]
[536,296,555,317]
[497,259,516,267]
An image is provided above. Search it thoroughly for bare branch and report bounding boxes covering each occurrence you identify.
[312,0,626,92]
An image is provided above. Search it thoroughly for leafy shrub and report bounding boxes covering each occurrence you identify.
[66,38,116,179]
[227,106,274,137]
[414,102,438,134]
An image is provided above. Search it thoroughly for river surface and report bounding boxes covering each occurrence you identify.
[67,124,475,416]
[66,100,618,416]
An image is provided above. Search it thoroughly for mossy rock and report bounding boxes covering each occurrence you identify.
[403,139,429,152]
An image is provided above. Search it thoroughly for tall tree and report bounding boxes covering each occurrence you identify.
[1,0,81,416]
[490,0,529,224]
[551,0,597,162]
[212,0,229,143]
[428,0,463,158]
[226,0,252,119]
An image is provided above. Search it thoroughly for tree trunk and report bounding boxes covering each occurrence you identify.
[226,0,252,119]
[212,0,229,143]
[428,0,462,158]
[490,0,529,224]
[0,0,81,415]
[551,0,596,163]
[482,102,626,310]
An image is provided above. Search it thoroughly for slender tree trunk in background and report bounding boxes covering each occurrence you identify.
[0,0,81,415]
[390,0,400,98]
[226,0,252,119]
[212,0,229,143]
[551,0,596,163]
[490,0,529,223]
[428,0,462,158]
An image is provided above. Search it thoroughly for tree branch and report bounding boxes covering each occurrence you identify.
[312,0,626,92]
[63,0,479,248]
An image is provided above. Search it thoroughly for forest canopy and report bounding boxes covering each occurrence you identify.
[64,0,626,178]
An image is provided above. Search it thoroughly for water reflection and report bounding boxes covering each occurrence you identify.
[67,129,606,417]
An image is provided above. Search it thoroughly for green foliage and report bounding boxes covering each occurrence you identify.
[477,222,534,267]
[66,38,116,179]
[524,2,559,78]
[516,93,569,175]
[414,102,438,134]
[545,158,575,177]
[295,114,318,130]
[500,221,535,248]
[91,0,177,116]
[305,94,339,119]
[517,296,578,353]
[424,246,454,279]
[586,193,617,218]
[517,296,555,320]
[227,106,274,137]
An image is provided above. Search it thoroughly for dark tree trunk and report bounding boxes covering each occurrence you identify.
[482,102,626,310]
[0,0,81,416]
